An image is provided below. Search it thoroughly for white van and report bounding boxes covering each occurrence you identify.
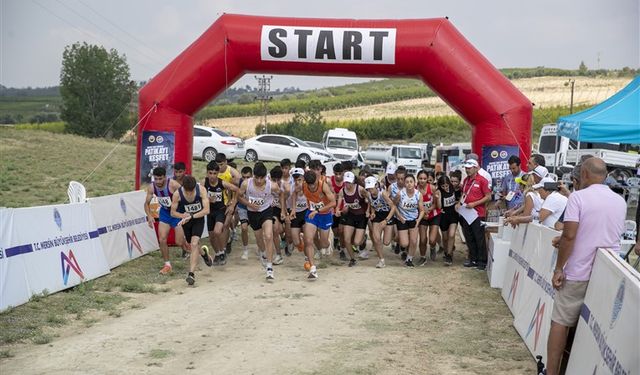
[322,128,359,164]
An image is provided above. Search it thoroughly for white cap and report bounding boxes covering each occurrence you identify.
[462,159,479,168]
[386,162,397,175]
[291,167,305,177]
[364,176,378,189]
[343,171,355,183]
[533,176,555,190]
[531,165,549,178]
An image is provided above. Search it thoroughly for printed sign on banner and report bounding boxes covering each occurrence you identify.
[140,130,175,186]
[88,191,159,269]
[501,224,528,315]
[566,249,639,375]
[0,203,110,311]
[481,145,519,189]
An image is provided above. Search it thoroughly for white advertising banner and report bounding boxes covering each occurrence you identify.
[487,232,510,289]
[501,223,559,359]
[566,249,640,375]
[88,191,159,269]
[0,203,110,311]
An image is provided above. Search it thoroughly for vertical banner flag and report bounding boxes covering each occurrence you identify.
[140,130,175,186]
[482,145,519,191]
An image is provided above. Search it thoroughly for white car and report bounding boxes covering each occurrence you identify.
[193,125,244,162]
[243,134,333,164]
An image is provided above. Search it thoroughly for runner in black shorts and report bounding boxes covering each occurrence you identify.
[365,176,396,268]
[287,168,308,252]
[170,175,212,286]
[203,161,238,266]
[437,175,459,265]
[335,171,369,267]
[237,167,253,260]
[417,170,442,265]
[269,166,288,265]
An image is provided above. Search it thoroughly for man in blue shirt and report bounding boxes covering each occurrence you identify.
[500,155,524,210]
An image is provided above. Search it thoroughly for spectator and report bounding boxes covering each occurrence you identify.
[465,153,492,189]
[456,159,491,270]
[546,158,626,375]
[500,155,525,211]
[535,178,568,228]
[527,153,546,171]
[503,174,543,226]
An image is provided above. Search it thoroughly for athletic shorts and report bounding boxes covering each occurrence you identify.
[159,207,181,228]
[291,210,307,229]
[439,213,459,230]
[237,206,248,224]
[372,210,391,224]
[551,280,589,327]
[396,219,417,231]
[332,214,341,229]
[248,207,274,231]
[420,215,441,227]
[272,206,284,223]
[305,211,333,231]
[341,214,368,229]
[207,209,226,232]
[183,217,205,242]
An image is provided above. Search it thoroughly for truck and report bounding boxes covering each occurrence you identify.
[363,143,424,175]
[322,128,359,166]
[431,143,472,173]
[537,124,640,177]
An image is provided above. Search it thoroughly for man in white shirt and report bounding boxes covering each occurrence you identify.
[534,177,568,228]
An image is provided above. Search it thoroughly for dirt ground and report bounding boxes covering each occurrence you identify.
[0,235,533,375]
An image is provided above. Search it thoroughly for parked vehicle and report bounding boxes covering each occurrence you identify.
[193,125,244,162]
[322,128,359,165]
[305,141,326,151]
[431,143,471,172]
[538,124,640,177]
[243,134,333,164]
[363,143,423,175]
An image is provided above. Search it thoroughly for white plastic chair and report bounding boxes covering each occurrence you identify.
[67,181,87,203]
[623,220,637,241]
[625,177,639,207]
[547,173,558,182]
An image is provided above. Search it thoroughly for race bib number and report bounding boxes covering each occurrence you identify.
[249,197,265,206]
[423,200,432,209]
[402,199,417,210]
[271,197,280,207]
[208,191,223,202]
[346,202,361,210]
[296,201,308,209]
[443,195,456,207]
[373,200,384,210]
[157,196,172,208]
[185,202,203,213]
[310,201,325,211]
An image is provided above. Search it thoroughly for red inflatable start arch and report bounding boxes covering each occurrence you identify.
[136,14,531,187]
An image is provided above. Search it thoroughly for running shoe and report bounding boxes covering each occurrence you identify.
[463,260,477,268]
[401,252,407,261]
[348,259,357,267]
[225,239,233,254]
[444,254,453,266]
[201,246,213,267]
[186,272,195,285]
[339,249,347,261]
[307,266,318,280]
[430,247,437,261]
[476,262,486,271]
[218,253,227,266]
[404,259,415,268]
[241,249,249,260]
[274,254,284,265]
[358,250,370,260]
[181,249,189,259]
[159,263,172,275]
[393,243,401,254]
[266,267,275,281]
[375,259,386,268]
[416,256,427,266]
[284,245,292,257]
[213,254,221,266]
[359,234,368,251]
[352,245,359,254]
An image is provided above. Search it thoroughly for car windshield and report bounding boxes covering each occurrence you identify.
[327,137,357,150]
[398,147,422,159]
[212,129,230,137]
[290,137,310,147]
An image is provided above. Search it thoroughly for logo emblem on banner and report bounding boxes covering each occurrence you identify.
[508,271,519,306]
[53,208,62,231]
[126,231,143,258]
[61,250,84,285]
[610,279,625,329]
[525,298,546,351]
[120,197,127,215]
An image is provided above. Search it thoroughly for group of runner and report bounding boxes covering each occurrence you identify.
[144,154,466,285]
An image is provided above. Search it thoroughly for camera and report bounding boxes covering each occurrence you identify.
[544,182,559,191]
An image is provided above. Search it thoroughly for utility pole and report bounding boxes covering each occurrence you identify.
[255,75,273,134]
[565,79,575,113]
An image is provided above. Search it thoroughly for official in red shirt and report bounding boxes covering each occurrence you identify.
[456,159,491,269]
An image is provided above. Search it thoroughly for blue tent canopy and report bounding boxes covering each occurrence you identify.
[557,76,640,144]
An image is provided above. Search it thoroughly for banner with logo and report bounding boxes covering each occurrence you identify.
[139,130,175,186]
[481,144,519,189]
[0,203,110,311]
[88,191,159,269]
[501,223,559,359]
[566,249,639,375]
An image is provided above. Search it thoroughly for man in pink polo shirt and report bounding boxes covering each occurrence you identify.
[456,158,492,270]
[546,158,626,375]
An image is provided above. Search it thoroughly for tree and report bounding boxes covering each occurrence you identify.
[578,61,588,76]
[60,42,135,138]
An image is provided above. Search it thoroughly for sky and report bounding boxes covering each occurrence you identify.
[1,0,638,90]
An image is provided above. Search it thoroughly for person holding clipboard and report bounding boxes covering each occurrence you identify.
[456,159,492,270]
